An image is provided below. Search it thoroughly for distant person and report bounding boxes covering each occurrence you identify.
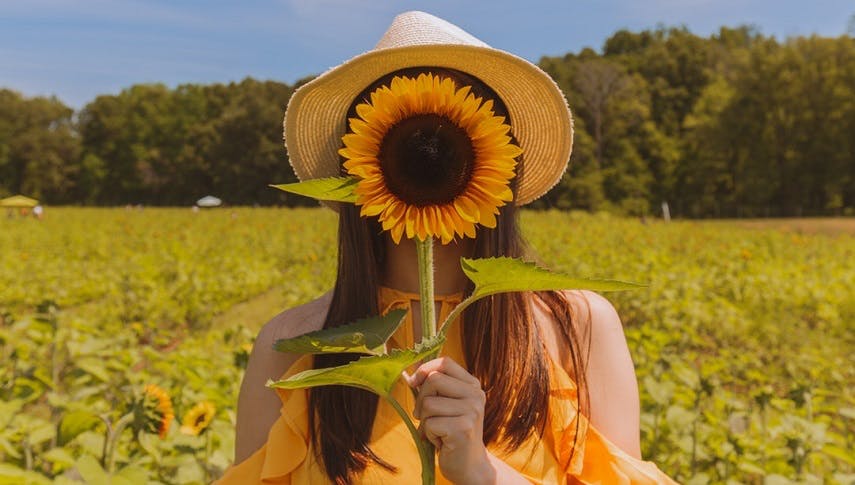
[33,205,43,220]
[219,11,677,485]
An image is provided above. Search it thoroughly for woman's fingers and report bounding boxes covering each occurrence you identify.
[417,395,470,419]
[421,416,478,451]
[413,371,485,418]
[406,358,490,482]
[420,370,470,397]
[419,422,442,449]
[409,356,481,388]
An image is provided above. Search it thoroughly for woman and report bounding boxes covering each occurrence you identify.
[219,11,677,485]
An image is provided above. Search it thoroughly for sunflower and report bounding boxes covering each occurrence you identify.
[339,73,521,244]
[142,384,174,439]
[180,401,216,436]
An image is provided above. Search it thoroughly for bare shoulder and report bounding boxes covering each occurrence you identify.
[564,289,623,340]
[233,290,333,463]
[530,289,611,369]
[531,290,641,458]
[247,289,333,380]
[552,290,643,459]
[256,289,334,348]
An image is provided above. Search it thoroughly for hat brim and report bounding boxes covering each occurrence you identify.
[284,43,573,207]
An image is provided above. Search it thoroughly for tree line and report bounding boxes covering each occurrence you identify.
[1,26,854,217]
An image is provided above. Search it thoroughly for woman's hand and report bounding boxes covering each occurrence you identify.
[405,357,494,485]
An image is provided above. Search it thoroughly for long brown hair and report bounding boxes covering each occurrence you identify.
[309,67,590,484]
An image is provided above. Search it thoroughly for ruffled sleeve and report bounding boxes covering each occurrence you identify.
[214,354,314,484]
[546,359,680,485]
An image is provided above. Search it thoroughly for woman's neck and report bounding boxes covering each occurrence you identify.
[380,236,474,296]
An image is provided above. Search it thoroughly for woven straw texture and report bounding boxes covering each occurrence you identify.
[284,11,573,206]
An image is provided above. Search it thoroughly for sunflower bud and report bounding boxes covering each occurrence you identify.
[132,384,174,439]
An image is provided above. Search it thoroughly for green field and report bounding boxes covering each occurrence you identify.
[1,208,853,484]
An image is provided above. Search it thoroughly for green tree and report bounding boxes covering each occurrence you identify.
[0,90,80,202]
[77,78,297,205]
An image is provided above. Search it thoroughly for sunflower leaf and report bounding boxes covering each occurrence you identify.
[270,177,359,203]
[268,334,445,398]
[75,455,110,485]
[462,257,645,297]
[273,309,407,355]
[440,257,645,333]
[58,411,103,446]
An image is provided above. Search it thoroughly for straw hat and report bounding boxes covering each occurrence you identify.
[284,10,573,206]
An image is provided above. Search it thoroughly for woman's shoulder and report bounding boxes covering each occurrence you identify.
[548,288,618,321]
[531,288,631,378]
[534,289,643,459]
[233,290,333,463]
[255,289,334,349]
[529,289,610,364]
[562,289,624,341]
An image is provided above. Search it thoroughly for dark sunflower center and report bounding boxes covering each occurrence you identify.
[379,114,475,206]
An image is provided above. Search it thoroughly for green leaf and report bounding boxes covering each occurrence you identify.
[823,444,855,466]
[0,437,20,459]
[763,475,795,485]
[28,422,55,446]
[75,455,110,485]
[644,375,675,406]
[0,399,23,429]
[461,257,646,299]
[58,411,103,446]
[173,456,205,484]
[273,309,407,355]
[76,358,111,382]
[439,257,646,333]
[268,335,445,398]
[270,177,359,203]
[136,430,162,460]
[41,448,77,468]
[114,465,149,485]
[0,464,52,484]
[839,407,855,420]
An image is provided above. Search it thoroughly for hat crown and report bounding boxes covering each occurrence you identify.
[284,10,573,207]
[375,11,490,50]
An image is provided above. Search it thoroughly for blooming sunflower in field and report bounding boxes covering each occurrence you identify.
[180,401,216,436]
[141,384,174,439]
[339,73,521,244]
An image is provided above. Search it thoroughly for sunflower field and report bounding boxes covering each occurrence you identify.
[1,208,853,484]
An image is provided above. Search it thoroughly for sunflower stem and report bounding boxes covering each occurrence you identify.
[415,237,436,343]
[387,396,435,485]
[106,412,135,474]
[204,430,212,483]
[414,236,437,484]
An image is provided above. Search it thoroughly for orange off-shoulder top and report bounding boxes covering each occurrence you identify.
[216,286,679,484]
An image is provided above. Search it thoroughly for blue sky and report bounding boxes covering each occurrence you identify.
[2,0,853,108]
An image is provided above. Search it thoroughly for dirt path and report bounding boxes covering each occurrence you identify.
[719,217,855,235]
[210,286,290,333]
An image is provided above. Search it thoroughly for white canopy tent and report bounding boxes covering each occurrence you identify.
[196,196,222,208]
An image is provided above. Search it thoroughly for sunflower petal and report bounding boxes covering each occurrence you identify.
[454,196,480,223]
[349,118,385,142]
[342,133,379,157]
[405,206,416,240]
[380,201,406,231]
[416,207,429,241]
[436,206,455,244]
[480,208,497,228]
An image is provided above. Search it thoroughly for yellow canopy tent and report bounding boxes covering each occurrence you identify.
[0,195,39,208]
